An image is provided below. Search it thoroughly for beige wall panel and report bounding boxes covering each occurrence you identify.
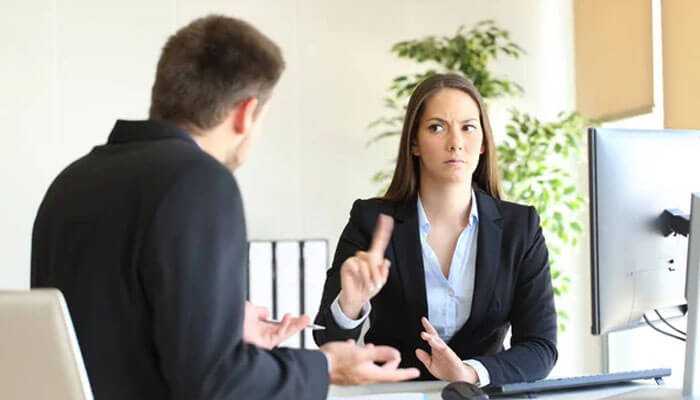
[663,0,700,129]
[574,0,653,121]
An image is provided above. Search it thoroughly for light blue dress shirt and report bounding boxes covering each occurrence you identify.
[330,190,490,386]
[416,194,478,342]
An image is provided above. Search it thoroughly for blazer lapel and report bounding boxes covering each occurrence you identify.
[392,197,429,325]
[450,190,503,341]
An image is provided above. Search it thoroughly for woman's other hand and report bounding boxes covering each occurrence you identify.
[415,317,479,383]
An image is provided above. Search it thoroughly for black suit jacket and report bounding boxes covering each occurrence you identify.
[314,191,557,386]
[31,120,328,400]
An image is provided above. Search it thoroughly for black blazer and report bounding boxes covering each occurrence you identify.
[31,120,328,400]
[314,191,557,386]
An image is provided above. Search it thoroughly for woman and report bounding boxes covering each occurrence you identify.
[314,74,557,387]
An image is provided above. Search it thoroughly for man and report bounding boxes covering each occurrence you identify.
[31,15,418,400]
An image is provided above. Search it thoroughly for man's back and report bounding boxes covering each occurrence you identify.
[31,120,329,400]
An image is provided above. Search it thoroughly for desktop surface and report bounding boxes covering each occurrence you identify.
[328,381,667,400]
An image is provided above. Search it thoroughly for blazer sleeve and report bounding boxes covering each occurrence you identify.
[313,199,373,346]
[140,161,329,400]
[473,206,558,386]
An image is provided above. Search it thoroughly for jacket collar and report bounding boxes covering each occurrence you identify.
[394,187,498,223]
[107,119,196,145]
[391,188,503,340]
[449,189,503,343]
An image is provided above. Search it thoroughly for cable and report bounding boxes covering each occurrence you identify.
[643,314,686,342]
[654,309,686,337]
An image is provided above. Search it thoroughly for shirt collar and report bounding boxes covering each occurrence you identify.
[107,119,196,145]
[417,189,479,235]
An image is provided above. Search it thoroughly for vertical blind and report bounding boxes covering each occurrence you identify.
[574,0,653,122]
[662,0,700,129]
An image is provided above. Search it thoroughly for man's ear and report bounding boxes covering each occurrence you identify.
[232,97,259,136]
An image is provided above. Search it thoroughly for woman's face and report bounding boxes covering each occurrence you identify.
[412,88,484,186]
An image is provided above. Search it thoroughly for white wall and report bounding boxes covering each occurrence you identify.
[0,0,599,377]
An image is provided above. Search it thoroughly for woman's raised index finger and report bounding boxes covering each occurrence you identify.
[368,214,394,259]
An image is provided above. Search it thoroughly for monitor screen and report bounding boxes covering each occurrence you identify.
[589,128,700,335]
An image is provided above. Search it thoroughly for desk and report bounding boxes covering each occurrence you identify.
[329,381,673,399]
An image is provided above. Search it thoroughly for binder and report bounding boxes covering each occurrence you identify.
[248,241,273,313]
[302,240,328,349]
[246,239,329,349]
[275,241,301,348]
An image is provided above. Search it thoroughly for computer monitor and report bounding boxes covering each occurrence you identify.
[589,128,700,335]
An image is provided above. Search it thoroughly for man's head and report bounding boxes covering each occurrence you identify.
[149,15,284,170]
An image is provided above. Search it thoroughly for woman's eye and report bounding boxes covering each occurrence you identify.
[463,124,478,132]
[428,124,444,133]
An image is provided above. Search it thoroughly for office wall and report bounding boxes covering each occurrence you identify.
[663,0,700,129]
[0,0,598,377]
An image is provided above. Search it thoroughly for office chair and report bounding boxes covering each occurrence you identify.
[0,289,93,400]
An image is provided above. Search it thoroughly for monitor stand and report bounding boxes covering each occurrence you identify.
[608,193,700,400]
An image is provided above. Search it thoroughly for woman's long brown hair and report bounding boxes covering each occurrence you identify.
[383,73,502,201]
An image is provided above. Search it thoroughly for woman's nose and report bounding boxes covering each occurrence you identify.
[447,129,464,151]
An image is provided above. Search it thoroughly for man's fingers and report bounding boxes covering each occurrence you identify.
[286,314,310,336]
[368,214,394,261]
[276,314,292,336]
[362,345,401,364]
[367,366,421,383]
[380,356,401,371]
[248,302,269,320]
[296,314,311,327]
[257,307,270,320]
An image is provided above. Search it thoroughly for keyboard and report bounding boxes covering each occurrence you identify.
[485,368,671,396]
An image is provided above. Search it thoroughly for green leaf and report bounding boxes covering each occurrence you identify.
[570,222,582,232]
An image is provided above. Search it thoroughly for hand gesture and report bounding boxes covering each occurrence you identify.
[338,214,394,319]
[415,317,478,383]
[243,301,309,350]
[320,340,420,385]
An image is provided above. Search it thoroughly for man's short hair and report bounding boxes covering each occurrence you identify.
[149,15,285,131]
